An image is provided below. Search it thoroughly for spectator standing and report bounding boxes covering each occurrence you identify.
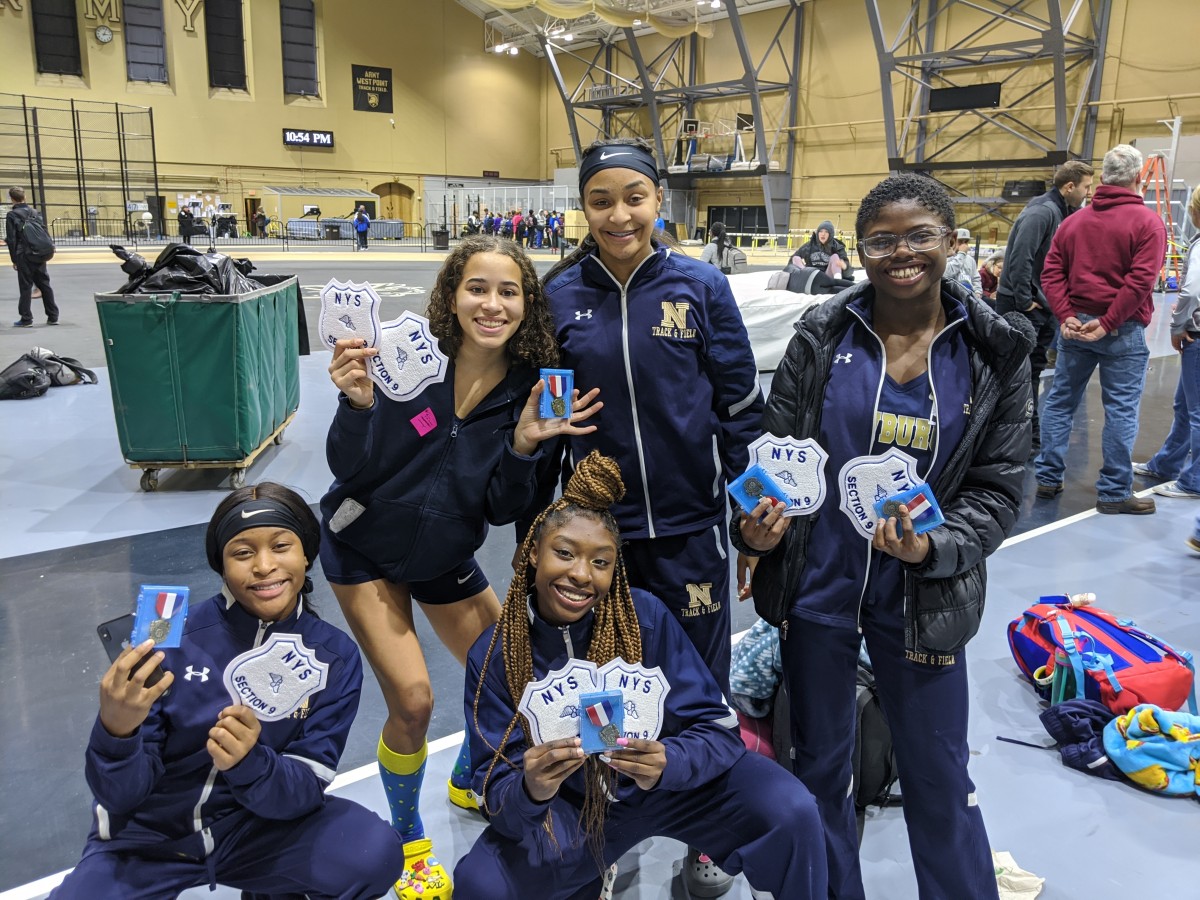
[1133,185,1200,499]
[354,205,370,250]
[253,209,268,239]
[483,209,494,235]
[1034,144,1166,514]
[5,186,59,327]
[979,250,1004,302]
[512,209,523,246]
[943,228,983,299]
[996,160,1094,448]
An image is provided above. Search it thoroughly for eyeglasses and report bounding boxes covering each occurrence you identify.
[858,226,952,259]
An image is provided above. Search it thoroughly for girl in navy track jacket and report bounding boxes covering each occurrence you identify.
[52,483,405,899]
[320,236,599,899]
[454,452,827,900]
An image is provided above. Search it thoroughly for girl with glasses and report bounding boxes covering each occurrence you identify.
[734,173,1033,899]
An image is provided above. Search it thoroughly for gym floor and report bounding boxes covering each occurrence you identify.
[1,246,1196,899]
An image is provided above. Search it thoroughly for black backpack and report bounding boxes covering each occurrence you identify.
[0,354,52,400]
[11,207,56,263]
[773,660,901,844]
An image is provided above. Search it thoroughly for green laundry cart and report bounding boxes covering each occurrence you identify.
[95,276,301,491]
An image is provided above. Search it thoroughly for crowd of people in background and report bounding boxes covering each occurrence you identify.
[471,207,563,249]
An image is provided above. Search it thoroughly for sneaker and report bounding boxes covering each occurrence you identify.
[1186,535,1200,554]
[447,777,482,812]
[599,862,618,900]
[1096,496,1156,515]
[685,848,734,898]
[1045,348,1058,370]
[47,318,59,325]
[1152,481,1200,499]
[1035,482,1063,500]
[392,838,451,900]
[12,319,33,328]
[1132,461,1165,479]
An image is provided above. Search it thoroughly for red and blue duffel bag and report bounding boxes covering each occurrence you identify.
[1008,596,1197,715]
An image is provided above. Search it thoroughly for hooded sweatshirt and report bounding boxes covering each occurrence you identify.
[1040,184,1167,333]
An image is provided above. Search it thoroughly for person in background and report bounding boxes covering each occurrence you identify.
[253,209,268,239]
[49,483,406,899]
[5,186,58,327]
[996,159,1094,450]
[1034,144,1166,515]
[321,236,599,900]
[1132,184,1200,500]
[943,228,983,299]
[454,453,828,900]
[699,220,733,273]
[979,249,1004,303]
[354,205,370,250]
[735,173,1031,900]
[794,220,850,278]
[539,137,764,898]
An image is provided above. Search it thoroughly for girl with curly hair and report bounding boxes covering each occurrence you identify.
[453,451,826,899]
[320,235,600,900]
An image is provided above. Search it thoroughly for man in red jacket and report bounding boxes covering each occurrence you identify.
[1034,144,1167,514]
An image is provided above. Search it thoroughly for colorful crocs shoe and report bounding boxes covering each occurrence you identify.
[447,778,482,813]
[392,838,452,900]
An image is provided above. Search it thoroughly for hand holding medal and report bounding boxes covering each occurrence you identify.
[871,483,940,564]
[731,465,793,554]
[511,373,604,456]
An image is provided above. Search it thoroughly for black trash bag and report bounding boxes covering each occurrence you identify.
[0,354,52,400]
[110,243,257,295]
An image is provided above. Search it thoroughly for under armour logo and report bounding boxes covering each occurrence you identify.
[575,309,593,320]
[834,353,853,364]
[184,666,210,682]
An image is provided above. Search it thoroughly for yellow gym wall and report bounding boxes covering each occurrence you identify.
[540,0,1200,238]
[0,0,547,224]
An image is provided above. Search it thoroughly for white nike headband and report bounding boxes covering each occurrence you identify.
[578,144,661,195]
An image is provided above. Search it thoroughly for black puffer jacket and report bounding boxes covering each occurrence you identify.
[738,280,1032,654]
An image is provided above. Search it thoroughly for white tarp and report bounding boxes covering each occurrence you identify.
[727,271,824,372]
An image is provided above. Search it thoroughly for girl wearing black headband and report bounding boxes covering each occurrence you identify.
[539,137,764,896]
[52,483,406,899]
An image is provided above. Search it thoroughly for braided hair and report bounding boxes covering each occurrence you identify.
[471,451,642,864]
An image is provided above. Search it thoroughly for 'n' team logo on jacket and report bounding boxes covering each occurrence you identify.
[653,302,697,340]
[682,582,720,617]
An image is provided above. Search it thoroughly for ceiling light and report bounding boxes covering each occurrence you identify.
[564,33,573,41]
[712,0,721,8]
[633,19,642,26]
[509,46,519,55]
[495,43,508,53]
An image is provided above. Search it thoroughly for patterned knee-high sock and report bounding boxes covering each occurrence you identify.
[377,735,427,842]
[449,733,473,789]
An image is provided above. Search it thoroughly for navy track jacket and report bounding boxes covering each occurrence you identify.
[82,593,361,858]
[541,248,763,540]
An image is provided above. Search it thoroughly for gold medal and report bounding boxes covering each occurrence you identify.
[149,618,171,643]
[551,396,567,417]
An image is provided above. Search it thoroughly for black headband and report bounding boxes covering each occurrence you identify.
[214,498,309,557]
[578,144,661,195]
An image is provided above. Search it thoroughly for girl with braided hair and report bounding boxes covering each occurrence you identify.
[453,452,827,900]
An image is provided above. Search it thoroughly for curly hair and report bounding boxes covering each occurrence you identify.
[425,235,559,367]
[471,451,642,868]
[855,172,955,238]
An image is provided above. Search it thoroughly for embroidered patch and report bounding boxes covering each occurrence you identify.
[369,311,448,402]
[597,658,670,742]
[223,633,329,722]
[318,279,381,353]
[837,447,920,539]
[410,407,437,436]
[517,659,599,745]
[747,434,830,517]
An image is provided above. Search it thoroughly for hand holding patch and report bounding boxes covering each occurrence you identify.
[222,633,329,722]
[747,434,830,517]
[319,279,381,353]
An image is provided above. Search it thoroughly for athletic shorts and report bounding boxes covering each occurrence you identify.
[319,523,490,604]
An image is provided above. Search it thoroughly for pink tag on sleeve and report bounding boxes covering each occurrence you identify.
[410,407,437,436]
